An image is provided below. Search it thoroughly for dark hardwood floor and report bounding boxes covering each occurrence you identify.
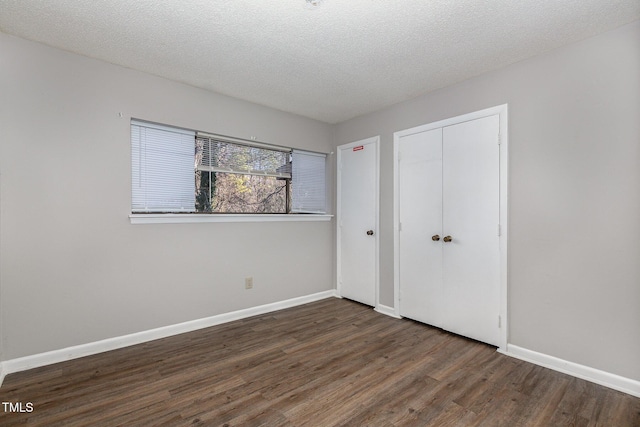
[0,298,638,426]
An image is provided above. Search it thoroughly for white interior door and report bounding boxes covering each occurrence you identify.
[397,114,500,346]
[442,115,500,345]
[337,137,378,306]
[398,128,443,326]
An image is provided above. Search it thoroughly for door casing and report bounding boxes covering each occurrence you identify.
[393,104,509,351]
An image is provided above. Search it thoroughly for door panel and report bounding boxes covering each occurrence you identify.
[338,140,377,306]
[442,115,500,345]
[398,129,443,325]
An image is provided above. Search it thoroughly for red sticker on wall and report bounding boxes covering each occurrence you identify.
[353,145,364,152]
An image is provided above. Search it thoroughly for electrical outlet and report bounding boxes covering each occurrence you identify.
[245,277,253,289]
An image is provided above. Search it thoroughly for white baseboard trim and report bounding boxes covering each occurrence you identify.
[500,344,640,398]
[375,304,401,319]
[0,290,338,388]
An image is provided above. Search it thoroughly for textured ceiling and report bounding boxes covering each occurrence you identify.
[1,1,639,123]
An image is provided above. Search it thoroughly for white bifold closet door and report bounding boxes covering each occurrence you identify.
[398,114,500,346]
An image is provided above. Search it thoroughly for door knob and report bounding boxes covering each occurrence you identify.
[443,235,453,242]
[366,230,374,236]
[431,235,440,241]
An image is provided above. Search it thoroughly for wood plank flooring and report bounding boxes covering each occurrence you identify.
[0,298,638,426]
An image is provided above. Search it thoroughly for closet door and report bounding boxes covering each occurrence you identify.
[442,115,500,346]
[398,129,443,326]
[397,114,500,347]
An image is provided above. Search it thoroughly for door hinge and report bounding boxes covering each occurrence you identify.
[399,222,402,232]
[397,151,402,161]
[497,224,501,236]
[497,133,501,145]
[498,315,502,328]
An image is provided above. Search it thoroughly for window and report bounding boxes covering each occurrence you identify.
[131,120,327,217]
[195,134,292,213]
[131,122,196,212]
[292,150,326,213]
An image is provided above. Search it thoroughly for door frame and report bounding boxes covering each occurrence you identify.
[393,104,509,351]
[336,136,380,308]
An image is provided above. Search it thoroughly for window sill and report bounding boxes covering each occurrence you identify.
[129,214,334,224]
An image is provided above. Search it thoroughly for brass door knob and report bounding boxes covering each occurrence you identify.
[443,235,453,242]
[431,235,440,241]
[366,230,374,236]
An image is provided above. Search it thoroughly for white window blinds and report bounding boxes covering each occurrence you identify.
[131,120,196,212]
[292,150,327,214]
[195,135,291,178]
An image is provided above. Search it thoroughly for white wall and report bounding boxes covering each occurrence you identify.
[0,33,335,360]
[335,21,640,381]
